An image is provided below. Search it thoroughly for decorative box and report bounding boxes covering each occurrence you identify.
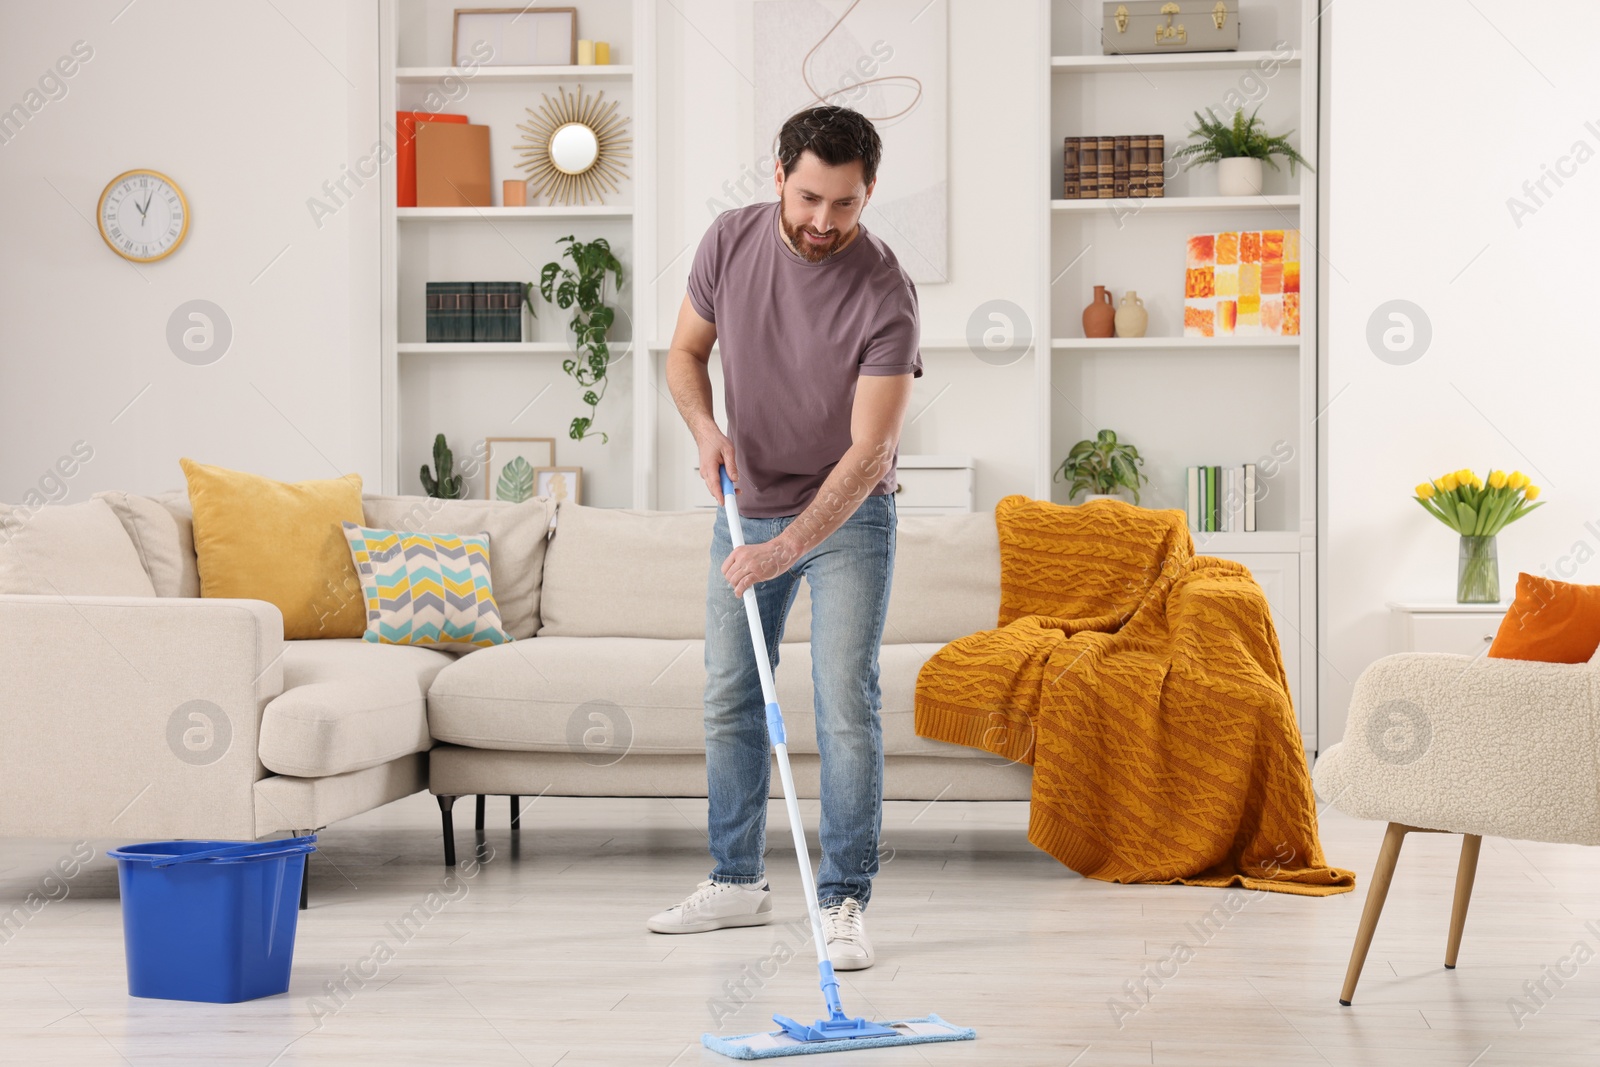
[1101,2,1240,55]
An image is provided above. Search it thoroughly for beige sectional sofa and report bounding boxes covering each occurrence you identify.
[0,489,1029,871]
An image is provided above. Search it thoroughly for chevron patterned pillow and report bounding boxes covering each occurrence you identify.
[341,522,511,647]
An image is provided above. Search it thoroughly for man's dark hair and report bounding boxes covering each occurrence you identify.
[775,105,882,188]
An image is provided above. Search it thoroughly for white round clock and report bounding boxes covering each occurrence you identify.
[97,169,189,263]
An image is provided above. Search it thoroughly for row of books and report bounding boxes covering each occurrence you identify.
[425,281,526,343]
[1062,135,1166,199]
[1186,465,1258,533]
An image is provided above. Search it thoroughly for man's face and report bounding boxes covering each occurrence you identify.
[774,151,875,263]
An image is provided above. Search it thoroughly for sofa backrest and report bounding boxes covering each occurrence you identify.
[536,500,1000,645]
[1,497,158,597]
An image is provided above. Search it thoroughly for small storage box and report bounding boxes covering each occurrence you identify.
[1102,2,1239,55]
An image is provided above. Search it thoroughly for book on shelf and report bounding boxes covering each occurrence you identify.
[396,111,468,208]
[1185,464,1258,534]
[1147,134,1165,198]
[426,281,523,344]
[1061,133,1164,200]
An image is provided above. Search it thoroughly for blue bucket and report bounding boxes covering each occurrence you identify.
[108,835,316,1003]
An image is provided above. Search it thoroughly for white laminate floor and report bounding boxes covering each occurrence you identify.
[4,792,1600,1066]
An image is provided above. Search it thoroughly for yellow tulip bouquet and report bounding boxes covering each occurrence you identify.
[1414,468,1543,602]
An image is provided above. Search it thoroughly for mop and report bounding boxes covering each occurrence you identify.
[701,466,977,1060]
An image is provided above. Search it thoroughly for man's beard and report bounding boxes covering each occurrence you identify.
[780,208,845,263]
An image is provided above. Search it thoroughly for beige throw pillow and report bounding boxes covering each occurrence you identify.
[0,498,158,597]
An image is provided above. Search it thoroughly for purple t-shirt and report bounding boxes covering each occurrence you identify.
[686,200,923,518]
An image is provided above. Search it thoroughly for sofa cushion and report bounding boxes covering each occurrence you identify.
[95,490,200,597]
[538,501,714,639]
[0,498,157,597]
[884,512,1000,644]
[181,458,367,639]
[426,636,968,758]
[342,522,511,647]
[362,494,550,640]
[258,639,452,777]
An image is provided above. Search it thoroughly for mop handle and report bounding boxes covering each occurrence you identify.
[719,467,834,978]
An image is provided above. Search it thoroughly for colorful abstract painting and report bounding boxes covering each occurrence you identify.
[1184,230,1300,337]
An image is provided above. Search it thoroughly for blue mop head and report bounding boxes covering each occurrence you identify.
[702,1013,976,1059]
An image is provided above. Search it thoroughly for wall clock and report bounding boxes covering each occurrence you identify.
[97,169,189,262]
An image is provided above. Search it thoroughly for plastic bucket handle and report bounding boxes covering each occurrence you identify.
[124,835,318,869]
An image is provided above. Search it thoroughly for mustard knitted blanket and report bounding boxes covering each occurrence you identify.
[914,495,1354,895]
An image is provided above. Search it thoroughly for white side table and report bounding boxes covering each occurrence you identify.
[1387,601,1512,657]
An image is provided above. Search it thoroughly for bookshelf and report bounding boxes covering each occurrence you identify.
[378,0,657,508]
[1040,0,1321,745]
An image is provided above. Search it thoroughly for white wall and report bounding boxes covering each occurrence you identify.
[1323,0,1600,743]
[651,0,1042,511]
[0,0,380,503]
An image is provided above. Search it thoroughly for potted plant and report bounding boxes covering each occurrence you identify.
[526,235,625,443]
[1055,429,1149,504]
[1171,106,1312,197]
[420,433,467,499]
[1414,468,1543,603]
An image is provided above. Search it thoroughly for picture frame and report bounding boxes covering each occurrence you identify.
[484,437,556,502]
[453,7,578,67]
[534,466,582,505]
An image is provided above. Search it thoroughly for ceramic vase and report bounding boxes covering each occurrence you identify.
[1217,157,1265,196]
[1114,291,1148,338]
[1082,285,1115,338]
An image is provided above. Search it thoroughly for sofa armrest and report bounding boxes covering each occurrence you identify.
[1312,652,1600,845]
[0,594,286,840]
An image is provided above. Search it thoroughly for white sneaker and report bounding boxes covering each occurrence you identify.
[822,898,874,970]
[646,879,773,934]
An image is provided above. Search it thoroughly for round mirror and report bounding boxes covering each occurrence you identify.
[549,123,600,175]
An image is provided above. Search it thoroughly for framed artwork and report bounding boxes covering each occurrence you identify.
[453,7,578,67]
[484,437,555,502]
[535,466,582,504]
[1183,229,1301,337]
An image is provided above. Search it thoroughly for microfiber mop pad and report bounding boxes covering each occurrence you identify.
[702,1014,977,1059]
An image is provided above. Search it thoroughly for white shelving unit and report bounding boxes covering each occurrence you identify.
[1040,0,1321,746]
[378,0,656,508]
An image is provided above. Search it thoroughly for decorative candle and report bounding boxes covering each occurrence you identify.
[577,39,594,65]
[595,41,610,64]
[502,180,527,207]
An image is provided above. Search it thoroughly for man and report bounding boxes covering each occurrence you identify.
[647,105,922,972]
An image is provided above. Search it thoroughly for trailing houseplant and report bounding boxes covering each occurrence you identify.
[1171,106,1312,196]
[526,235,625,443]
[420,433,467,499]
[1055,429,1149,504]
[1414,468,1543,603]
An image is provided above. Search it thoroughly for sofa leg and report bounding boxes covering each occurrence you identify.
[475,794,486,831]
[510,795,521,830]
[299,852,310,911]
[1341,821,1410,1006]
[1445,834,1483,969]
[437,795,459,867]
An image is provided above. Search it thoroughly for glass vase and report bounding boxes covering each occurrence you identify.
[1457,534,1500,604]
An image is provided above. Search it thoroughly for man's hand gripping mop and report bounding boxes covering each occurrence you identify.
[701,466,977,1060]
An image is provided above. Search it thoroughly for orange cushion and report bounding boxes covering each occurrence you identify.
[1487,573,1600,664]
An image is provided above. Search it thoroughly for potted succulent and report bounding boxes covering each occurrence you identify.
[1055,429,1149,504]
[1171,106,1312,197]
[420,433,467,499]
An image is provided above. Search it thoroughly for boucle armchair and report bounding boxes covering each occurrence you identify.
[1311,648,1600,1005]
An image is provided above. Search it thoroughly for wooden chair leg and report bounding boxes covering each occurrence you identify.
[1341,822,1410,1005]
[1445,834,1483,969]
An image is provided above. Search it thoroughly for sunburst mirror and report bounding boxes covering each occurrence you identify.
[515,85,632,206]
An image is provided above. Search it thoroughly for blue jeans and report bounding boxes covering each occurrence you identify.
[703,492,897,909]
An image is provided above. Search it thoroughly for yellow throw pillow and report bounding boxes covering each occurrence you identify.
[180,458,366,639]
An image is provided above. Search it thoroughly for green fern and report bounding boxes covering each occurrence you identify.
[1170,107,1312,174]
